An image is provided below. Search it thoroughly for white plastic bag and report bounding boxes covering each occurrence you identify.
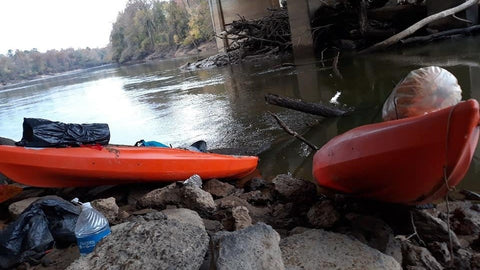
[382,66,462,121]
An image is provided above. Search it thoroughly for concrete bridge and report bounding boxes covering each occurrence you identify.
[205,0,480,123]
[207,0,478,56]
[207,0,317,56]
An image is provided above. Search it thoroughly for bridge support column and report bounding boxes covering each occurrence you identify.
[286,0,315,58]
[208,0,228,52]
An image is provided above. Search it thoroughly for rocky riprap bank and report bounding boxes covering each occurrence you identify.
[3,174,480,270]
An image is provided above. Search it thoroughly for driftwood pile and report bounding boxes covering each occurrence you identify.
[312,0,480,53]
[181,1,480,70]
[224,9,291,56]
[180,9,290,70]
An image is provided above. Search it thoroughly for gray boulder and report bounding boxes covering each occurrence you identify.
[211,222,285,270]
[67,216,209,270]
[345,214,402,264]
[288,227,311,236]
[91,197,119,224]
[239,190,274,205]
[245,177,269,191]
[215,195,251,209]
[270,203,301,229]
[161,208,205,229]
[280,229,402,270]
[137,183,181,207]
[8,197,39,218]
[203,218,223,233]
[183,186,217,214]
[402,241,443,270]
[138,183,216,215]
[232,206,252,230]
[412,210,461,249]
[272,174,316,203]
[427,242,451,265]
[453,248,472,270]
[127,185,154,205]
[471,253,480,269]
[215,195,271,224]
[203,179,235,198]
[307,200,340,229]
[451,204,480,236]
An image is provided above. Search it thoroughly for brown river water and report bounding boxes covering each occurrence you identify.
[1,37,480,191]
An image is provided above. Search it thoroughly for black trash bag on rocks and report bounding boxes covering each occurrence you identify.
[0,196,80,269]
[16,118,110,147]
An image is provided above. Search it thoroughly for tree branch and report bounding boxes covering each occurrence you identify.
[400,24,480,44]
[360,0,479,54]
[268,112,319,151]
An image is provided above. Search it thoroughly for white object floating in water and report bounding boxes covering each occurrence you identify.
[329,91,341,105]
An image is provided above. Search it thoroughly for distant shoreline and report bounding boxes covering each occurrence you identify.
[0,64,118,91]
[0,41,217,90]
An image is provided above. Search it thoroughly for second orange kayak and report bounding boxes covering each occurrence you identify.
[313,99,480,205]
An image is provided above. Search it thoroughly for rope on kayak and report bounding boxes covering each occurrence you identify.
[443,104,458,267]
[443,168,454,267]
[393,97,400,120]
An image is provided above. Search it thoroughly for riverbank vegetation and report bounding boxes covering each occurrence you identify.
[109,0,214,63]
[0,48,109,85]
[3,0,480,83]
[0,0,214,85]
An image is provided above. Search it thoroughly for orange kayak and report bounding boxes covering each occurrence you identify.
[313,99,480,205]
[0,146,258,187]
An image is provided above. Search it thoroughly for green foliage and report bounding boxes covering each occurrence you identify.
[109,0,214,63]
[184,0,213,46]
[0,0,216,82]
[165,1,189,45]
[0,48,109,84]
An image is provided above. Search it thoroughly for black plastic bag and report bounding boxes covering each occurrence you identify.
[0,196,80,269]
[16,118,110,147]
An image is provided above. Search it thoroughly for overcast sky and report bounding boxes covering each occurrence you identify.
[0,0,129,55]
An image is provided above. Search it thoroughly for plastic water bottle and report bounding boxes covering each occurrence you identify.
[74,202,111,255]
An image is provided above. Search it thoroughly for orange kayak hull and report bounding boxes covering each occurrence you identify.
[0,146,258,187]
[313,99,480,205]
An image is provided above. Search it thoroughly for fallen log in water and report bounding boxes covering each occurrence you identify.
[265,93,351,117]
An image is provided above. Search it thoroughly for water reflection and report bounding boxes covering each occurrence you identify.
[0,37,479,191]
[260,37,480,192]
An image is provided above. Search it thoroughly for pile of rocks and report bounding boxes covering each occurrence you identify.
[3,174,480,269]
